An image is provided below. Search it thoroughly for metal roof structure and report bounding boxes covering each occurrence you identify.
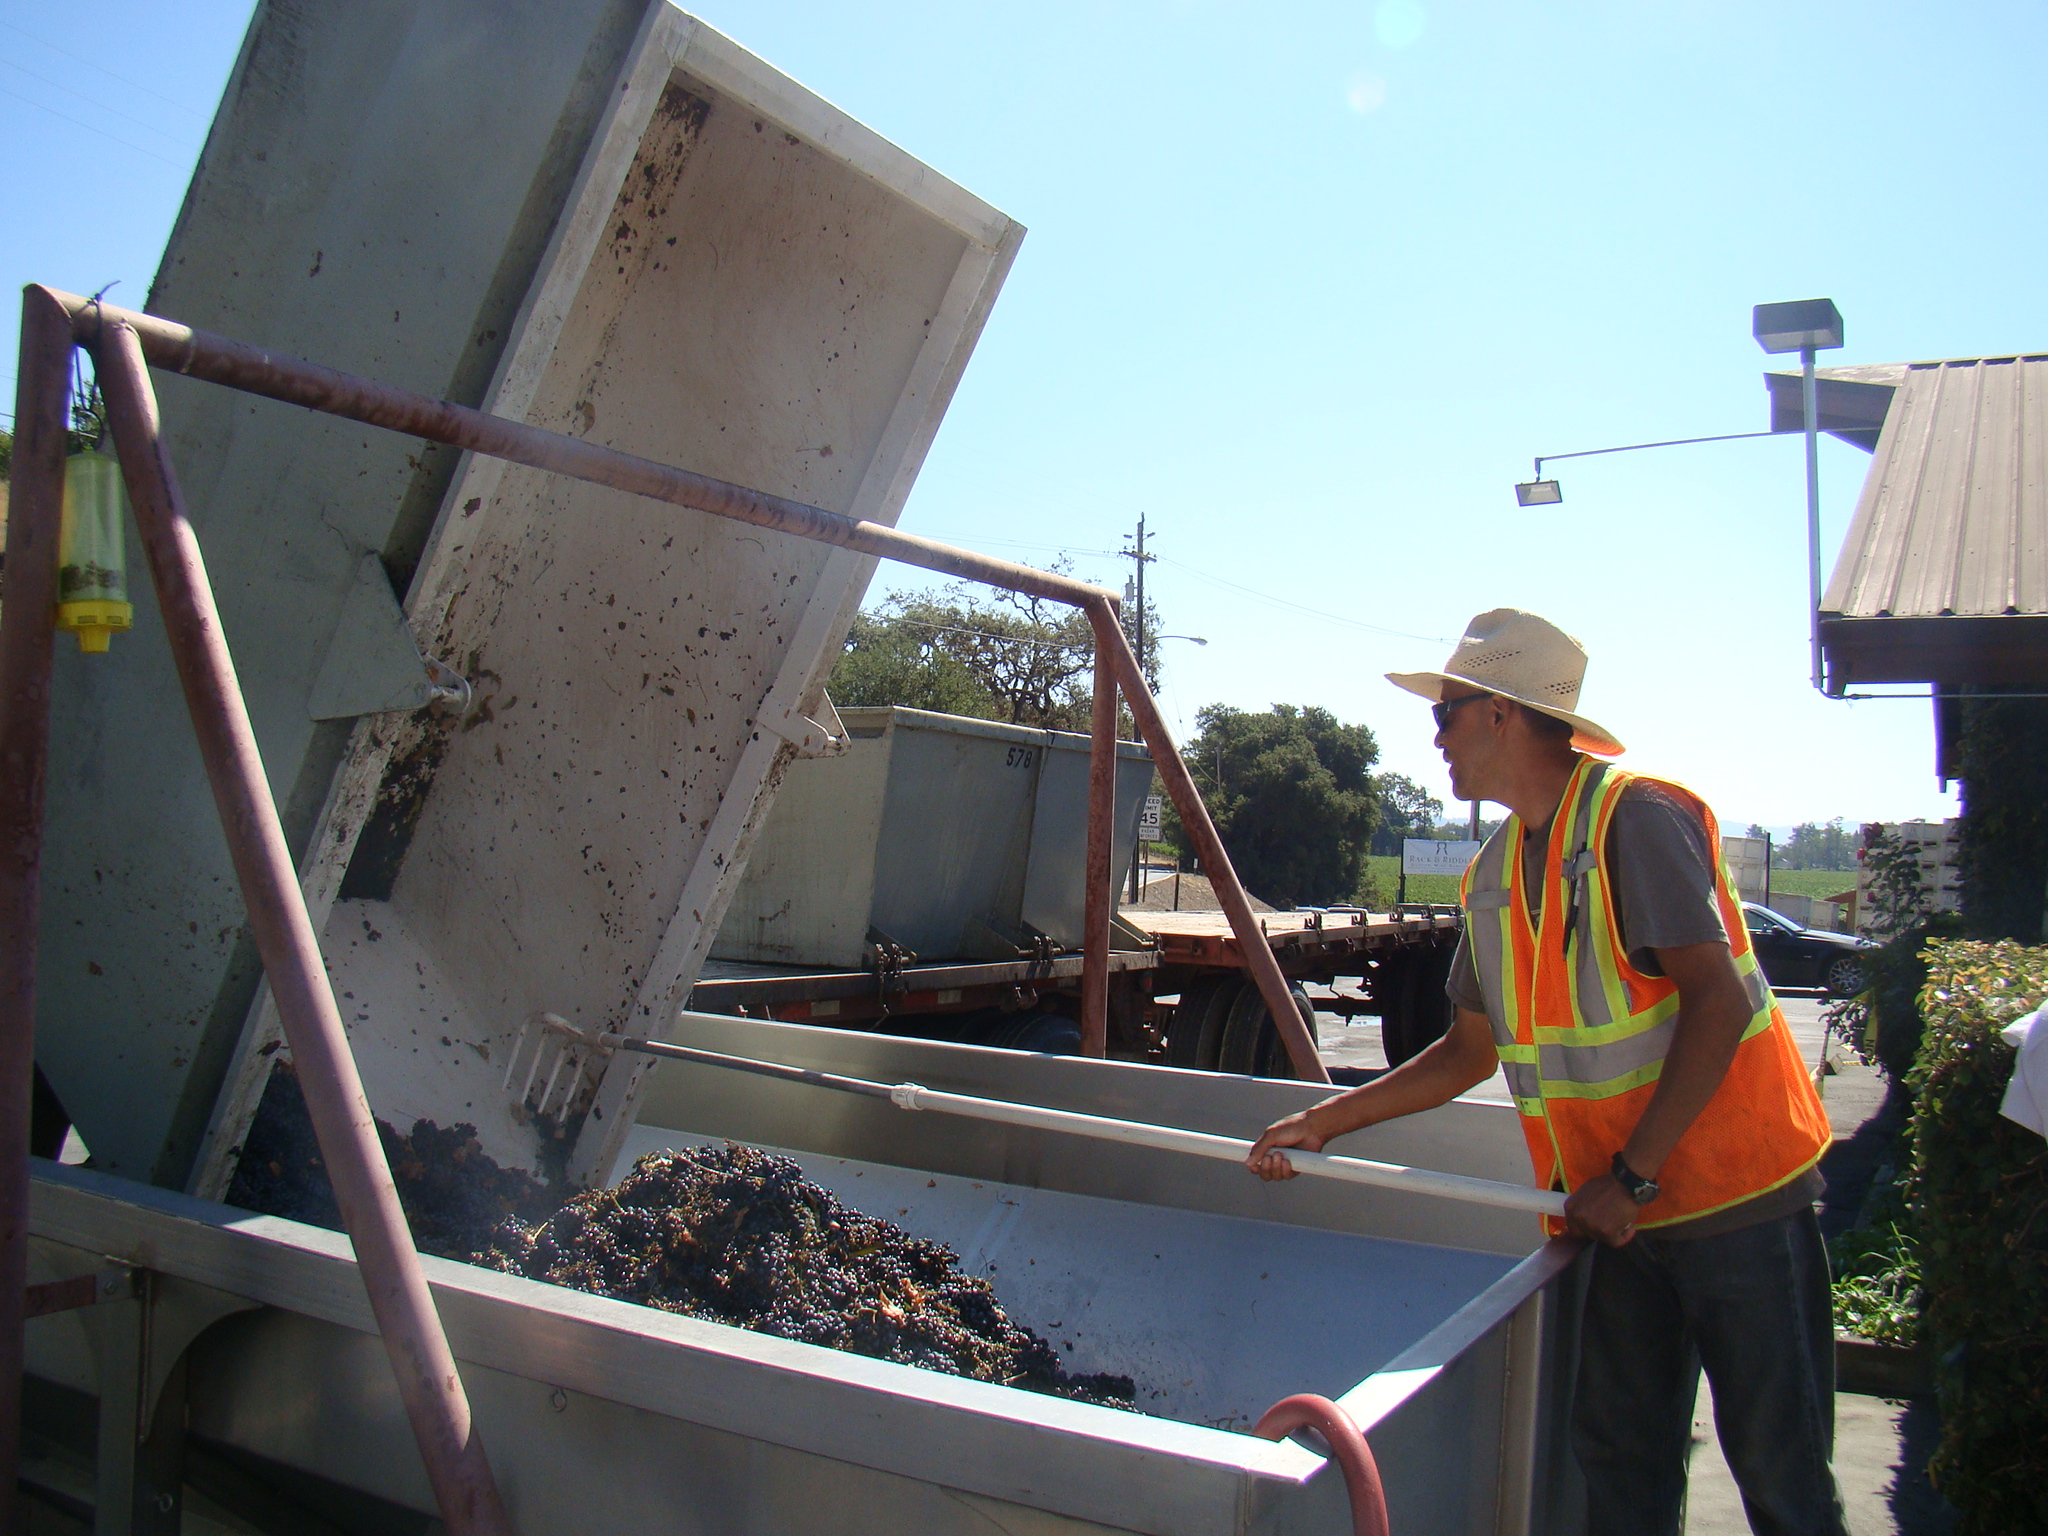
[1818,353,2048,690]
[1763,363,1907,450]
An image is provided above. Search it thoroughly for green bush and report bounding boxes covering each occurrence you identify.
[1828,1173,1920,1348]
[1907,940,2048,1534]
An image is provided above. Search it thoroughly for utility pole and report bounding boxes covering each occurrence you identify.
[1121,516,1156,902]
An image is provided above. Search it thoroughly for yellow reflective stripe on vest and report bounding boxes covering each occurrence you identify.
[1560,767,1631,1030]
[1462,758,1780,1106]
[1528,1007,1777,1100]
[1459,757,1830,1226]
[1461,827,1518,1049]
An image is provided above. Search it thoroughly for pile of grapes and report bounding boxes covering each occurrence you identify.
[228,1062,558,1258]
[232,1066,1133,1408]
[477,1144,1134,1409]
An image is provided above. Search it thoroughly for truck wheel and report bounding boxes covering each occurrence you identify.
[1254,986,1323,1080]
[1217,981,1318,1078]
[1166,978,1237,1071]
[982,1011,1082,1054]
[1385,944,1455,1067]
[1366,951,1412,1024]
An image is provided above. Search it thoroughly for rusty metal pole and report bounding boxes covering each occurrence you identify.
[50,291,1105,611]
[91,318,513,1536]
[0,286,74,1533]
[1094,615,1330,1083]
[1079,600,1121,1056]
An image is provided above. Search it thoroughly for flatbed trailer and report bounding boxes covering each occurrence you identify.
[688,905,1465,1075]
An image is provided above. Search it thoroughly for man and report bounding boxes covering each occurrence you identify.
[1246,608,1844,1536]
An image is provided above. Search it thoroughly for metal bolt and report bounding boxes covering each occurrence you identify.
[548,1387,567,1413]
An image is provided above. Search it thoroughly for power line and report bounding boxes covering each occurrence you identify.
[900,526,1452,645]
[896,523,1451,647]
[0,20,209,117]
[901,527,1121,561]
[0,83,189,167]
[1154,554,1454,646]
[0,55,201,145]
[859,615,1085,652]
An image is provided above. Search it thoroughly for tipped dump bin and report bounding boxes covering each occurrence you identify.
[28,0,1024,1196]
[713,706,1155,968]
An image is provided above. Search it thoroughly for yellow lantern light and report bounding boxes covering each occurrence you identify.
[57,450,134,653]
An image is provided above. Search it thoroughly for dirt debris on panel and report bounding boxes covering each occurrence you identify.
[229,1062,1136,1410]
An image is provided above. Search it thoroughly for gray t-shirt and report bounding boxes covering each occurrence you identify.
[1445,780,1822,1238]
[1448,781,1725,1009]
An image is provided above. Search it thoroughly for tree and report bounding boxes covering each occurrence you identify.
[828,578,1161,734]
[1742,823,1770,843]
[1427,815,1501,841]
[1162,704,1380,907]
[1369,773,1443,855]
[1951,695,2048,942]
[1776,818,1855,871]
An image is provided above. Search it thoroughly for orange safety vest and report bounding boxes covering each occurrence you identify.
[1459,756,1829,1234]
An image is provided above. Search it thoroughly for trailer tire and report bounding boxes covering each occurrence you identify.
[982,1011,1083,1054]
[1217,982,1318,1079]
[1366,950,1412,1022]
[1166,978,1237,1071]
[1384,943,1456,1067]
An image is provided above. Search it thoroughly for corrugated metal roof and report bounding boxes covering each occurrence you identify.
[1823,354,2048,621]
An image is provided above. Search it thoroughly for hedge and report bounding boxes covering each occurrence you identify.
[1907,940,2048,1534]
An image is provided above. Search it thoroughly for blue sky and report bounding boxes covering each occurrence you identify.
[7,1,2042,830]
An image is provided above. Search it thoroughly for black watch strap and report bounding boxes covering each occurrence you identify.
[1611,1152,1659,1205]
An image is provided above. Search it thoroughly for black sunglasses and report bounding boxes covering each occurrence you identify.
[1431,692,1494,731]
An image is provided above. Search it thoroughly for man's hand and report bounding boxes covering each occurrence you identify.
[1565,1173,1641,1246]
[1246,1112,1328,1181]
[1242,1006,1499,1186]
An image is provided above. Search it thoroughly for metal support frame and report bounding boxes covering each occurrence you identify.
[1091,607,1327,1082]
[0,287,72,1535]
[0,285,1331,1519]
[1081,607,1120,1057]
[88,317,513,1535]
[22,1240,260,1536]
[79,1268,183,1536]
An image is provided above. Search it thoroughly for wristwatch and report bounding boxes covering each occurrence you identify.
[1611,1152,1659,1205]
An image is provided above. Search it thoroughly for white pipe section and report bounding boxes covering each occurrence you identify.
[887,1082,1567,1218]
[589,1028,1568,1218]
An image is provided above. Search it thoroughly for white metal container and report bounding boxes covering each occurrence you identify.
[29,1017,1582,1535]
[714,707,1154,969]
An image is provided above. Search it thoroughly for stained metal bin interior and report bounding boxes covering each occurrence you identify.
[29,1015,1580,1535]
[713,706,1155,969]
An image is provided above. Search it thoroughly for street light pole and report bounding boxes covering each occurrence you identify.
[1802,344,1823,692]
[1752,298,1844,695]
[1124,516,1152,902]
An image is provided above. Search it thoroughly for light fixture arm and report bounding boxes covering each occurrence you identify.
[1531,429,1778,481]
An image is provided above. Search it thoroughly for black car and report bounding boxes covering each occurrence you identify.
[1742,902,1877,996]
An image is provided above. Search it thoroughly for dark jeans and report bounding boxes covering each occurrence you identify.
[1574,1210,1849,1536]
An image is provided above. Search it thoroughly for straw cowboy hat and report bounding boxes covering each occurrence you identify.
[1386,608,1625,757]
